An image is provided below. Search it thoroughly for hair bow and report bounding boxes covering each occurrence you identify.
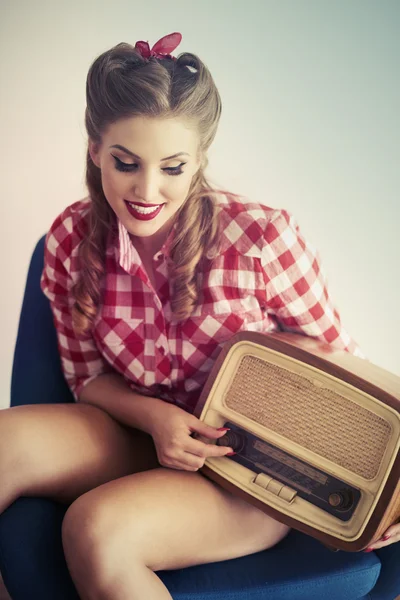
[135,32,182,61]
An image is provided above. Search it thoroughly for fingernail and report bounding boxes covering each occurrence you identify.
[382,534,390,541]
[217,427,230,432]
[364,547,374,552]
[226,451,236,456]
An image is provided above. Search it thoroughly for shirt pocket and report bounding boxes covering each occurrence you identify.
[92,316,146,356]
[180,305,266,347]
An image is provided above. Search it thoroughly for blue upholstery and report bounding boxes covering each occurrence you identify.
[0,234,399,600]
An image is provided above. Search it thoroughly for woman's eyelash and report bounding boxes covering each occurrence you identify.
[112,155,186,176]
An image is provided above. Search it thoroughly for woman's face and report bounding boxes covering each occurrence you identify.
[89,116,202,256]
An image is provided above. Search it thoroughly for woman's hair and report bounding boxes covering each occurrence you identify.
[72,42,224,335]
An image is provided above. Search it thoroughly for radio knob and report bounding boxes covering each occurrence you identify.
[328,493,343,507]
[217,431,245,453]
[329,489,353,509]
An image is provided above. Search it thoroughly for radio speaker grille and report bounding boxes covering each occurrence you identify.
[225,355,391,479]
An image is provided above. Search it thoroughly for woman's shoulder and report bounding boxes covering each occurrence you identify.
[213,190,293,255]
[215,190,290,226]
[43,196,92,270]
[45,196,92,248]
[47,196,91,236]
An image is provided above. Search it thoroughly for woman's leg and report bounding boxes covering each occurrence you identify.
[0,403,160,514]
[62,467,291,600]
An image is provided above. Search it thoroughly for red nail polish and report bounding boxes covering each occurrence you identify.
[364,548,373,552]
[226,451,236,456]
[217,427,230,432]
[382,535,390,541]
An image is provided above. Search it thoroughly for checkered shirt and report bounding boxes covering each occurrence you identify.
[40,192,364,413]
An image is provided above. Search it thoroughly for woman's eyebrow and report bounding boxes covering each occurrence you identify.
[109,144,190,161]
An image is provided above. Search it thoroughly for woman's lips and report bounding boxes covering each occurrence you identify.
[124,200,164,221]
[129,201,163,207]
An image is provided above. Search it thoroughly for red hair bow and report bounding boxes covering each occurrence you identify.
[135,32,182,61]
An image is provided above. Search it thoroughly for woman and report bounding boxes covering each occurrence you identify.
[1,32,397,600]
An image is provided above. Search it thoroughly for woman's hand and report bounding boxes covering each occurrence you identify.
[148,402,234,471]
[364,520,400,552]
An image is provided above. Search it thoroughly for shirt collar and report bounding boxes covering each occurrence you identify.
[116,219,178,274]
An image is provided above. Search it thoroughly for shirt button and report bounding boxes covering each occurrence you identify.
[158,346,165,355]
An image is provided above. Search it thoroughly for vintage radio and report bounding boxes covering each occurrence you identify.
[193,332,400,552]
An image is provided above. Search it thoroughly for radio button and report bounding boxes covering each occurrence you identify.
[253,475,297,503]
[266,479,284,495]
[279,486,297,502]
[254,473,272,489]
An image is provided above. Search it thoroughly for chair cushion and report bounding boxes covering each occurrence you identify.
[0,498,78,600]
[158,527,381,599]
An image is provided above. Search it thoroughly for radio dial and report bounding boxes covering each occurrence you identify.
[328,489,354,510]
[217,430,245,453]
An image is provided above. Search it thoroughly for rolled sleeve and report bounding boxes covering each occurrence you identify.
[261,210,365,358]
[40,217,112,401]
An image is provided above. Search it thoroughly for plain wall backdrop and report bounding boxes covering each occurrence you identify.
[0,0,399,409]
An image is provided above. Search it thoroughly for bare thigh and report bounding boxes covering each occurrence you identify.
[62,467,291,575]
[0,403,160,509]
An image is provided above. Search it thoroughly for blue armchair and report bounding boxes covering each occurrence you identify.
[0,235,399,600]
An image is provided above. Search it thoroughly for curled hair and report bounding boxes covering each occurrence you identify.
[72,42,225,334]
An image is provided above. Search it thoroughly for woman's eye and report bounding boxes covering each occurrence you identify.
[112,155,185,176]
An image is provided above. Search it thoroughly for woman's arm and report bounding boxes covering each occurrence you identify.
[40,204,114,401]
[79,371,235,470]
[261,209,365,357]
[79,372,169,435]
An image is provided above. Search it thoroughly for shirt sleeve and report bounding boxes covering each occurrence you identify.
[40,211,113,401]
[261,209,365,358]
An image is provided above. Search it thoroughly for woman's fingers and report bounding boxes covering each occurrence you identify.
[159,451,203,471]
[184,436,234,460]
[160,439,233,471]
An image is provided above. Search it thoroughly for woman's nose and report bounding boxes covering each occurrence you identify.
[133,170,160,204]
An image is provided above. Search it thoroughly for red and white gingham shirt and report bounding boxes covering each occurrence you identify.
[40,192,364,413]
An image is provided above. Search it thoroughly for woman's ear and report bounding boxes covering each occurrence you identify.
[88,139,101,168]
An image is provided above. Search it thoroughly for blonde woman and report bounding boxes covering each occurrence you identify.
[3,32,395,600]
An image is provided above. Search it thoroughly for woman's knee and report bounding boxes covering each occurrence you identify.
[62,485,145,557]
[0,407,34,512]
[62,494,104,597]
[62,490,141,596]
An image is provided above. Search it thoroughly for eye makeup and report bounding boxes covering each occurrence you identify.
[111,155,186,176]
